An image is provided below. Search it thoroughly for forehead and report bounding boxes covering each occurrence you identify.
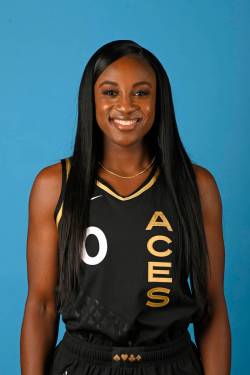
[95,55,156,86]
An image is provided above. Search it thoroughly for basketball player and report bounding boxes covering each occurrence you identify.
[20,40,231,375]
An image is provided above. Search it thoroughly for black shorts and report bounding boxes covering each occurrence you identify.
[48,330,204,374]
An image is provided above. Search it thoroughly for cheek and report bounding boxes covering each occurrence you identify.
[144,101,156,121]
[95,101,110,125]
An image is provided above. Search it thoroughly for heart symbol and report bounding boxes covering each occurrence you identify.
[121,353,128,361]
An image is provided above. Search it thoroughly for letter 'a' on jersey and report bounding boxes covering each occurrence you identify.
[54,157,202,347]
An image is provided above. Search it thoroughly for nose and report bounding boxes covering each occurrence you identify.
[116,93,138,114]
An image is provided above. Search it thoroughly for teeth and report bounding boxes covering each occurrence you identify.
[112,118,138,126]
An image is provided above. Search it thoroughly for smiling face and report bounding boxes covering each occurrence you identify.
[94,54,157,148]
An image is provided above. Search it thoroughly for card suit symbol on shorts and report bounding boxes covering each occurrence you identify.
[136,354,142,361]
[121,353,128,361]
[128,353,136,362]
[113,354,120,361]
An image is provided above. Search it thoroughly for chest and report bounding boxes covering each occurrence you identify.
[81,184,180,309]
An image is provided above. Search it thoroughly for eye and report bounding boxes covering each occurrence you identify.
[101,89,150,97]
[102,89,118,97]
[135,90,149,96]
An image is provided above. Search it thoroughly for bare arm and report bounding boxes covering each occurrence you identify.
[193,164,231,375]
[20,162,62,375]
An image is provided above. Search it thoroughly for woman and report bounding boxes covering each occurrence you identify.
[20,40,231,374]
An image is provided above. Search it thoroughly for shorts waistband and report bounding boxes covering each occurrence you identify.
[62,330,193,365]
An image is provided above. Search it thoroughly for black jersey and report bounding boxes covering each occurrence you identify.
[54,157,201,347]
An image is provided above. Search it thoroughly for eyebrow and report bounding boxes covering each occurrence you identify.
[98,80,152,88]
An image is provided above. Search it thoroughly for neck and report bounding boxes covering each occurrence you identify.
[99,140,155,175]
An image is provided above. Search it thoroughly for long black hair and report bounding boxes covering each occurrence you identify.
[56,39,210,321]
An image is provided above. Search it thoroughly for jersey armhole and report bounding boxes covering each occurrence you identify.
[54,157,71,227]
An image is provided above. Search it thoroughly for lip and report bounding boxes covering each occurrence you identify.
[109,116,142,131]
[109,116,142,121]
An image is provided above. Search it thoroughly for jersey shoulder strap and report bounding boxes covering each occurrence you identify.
[54,157,71,228]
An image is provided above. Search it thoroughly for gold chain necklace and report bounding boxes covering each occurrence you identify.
[97,155,156,179]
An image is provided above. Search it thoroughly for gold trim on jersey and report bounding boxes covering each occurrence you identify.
[56,157,71,228]
[55,160,160,227]
[95,167,160,201]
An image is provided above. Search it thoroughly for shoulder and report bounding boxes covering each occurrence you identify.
[192,163,222,220]
[29,160,64,218]
[31,160,62,196]
[192,163,219,193]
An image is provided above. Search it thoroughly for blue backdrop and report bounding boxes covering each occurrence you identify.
[0,1,249,373]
